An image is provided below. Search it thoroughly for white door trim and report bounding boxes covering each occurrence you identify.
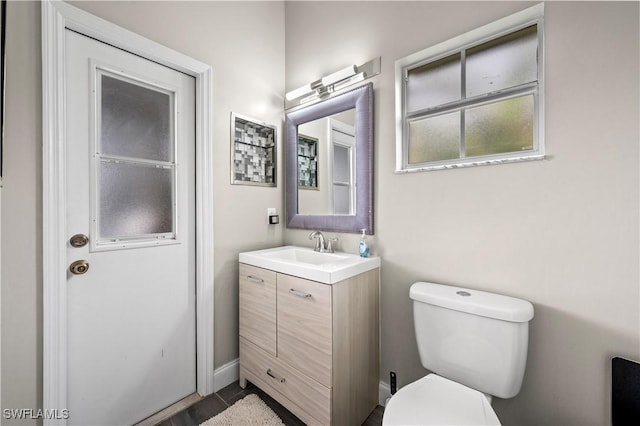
[42,1,215,423]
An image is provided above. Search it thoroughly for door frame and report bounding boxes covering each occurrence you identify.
[42,1,215,422]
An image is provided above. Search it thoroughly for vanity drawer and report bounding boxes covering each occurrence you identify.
[277,273,332,388]
[240,337,331,425]
[239,264,277,356]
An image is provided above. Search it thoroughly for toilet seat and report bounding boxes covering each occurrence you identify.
[382,374,501,425]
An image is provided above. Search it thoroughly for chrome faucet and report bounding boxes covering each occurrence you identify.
[309,231,325,252]
[308,231,338,253]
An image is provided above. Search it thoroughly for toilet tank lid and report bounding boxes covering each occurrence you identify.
[410,282,534,323]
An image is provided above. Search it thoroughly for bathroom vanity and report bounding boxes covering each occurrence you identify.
[238,246,380,426]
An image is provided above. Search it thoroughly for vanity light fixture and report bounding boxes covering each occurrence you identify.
[285,83,313,102]
[332,72,365,92]
[320,64,357,86]
[285,57,381,109]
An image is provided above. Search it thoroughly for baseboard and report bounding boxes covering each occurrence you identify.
[213,358,239,392]
[379,381,391,406]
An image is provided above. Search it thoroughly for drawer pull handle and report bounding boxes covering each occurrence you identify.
[289,288,312,298]
[247,275,264,283]
[266,369,286,383]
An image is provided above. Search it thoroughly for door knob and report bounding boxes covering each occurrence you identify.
[69,260,89,275]
[69,234,89,248]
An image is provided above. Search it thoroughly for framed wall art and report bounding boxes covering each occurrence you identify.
[231,112,276,187]
[297,134,318,189]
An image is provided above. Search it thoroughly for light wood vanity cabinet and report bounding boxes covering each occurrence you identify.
[239,264,277,356]
[239,263,379,426]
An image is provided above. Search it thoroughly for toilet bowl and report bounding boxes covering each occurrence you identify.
[382,282,534,425]
[383,374,500,425]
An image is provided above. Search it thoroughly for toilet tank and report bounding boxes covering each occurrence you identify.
[410,282,534,399]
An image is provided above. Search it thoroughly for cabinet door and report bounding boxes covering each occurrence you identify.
[277,274,332,387]
[240,338,331,425]
[239,264,277,356]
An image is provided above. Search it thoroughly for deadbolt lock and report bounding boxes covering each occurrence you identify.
[70,234,89,248]
[69,260,89,275]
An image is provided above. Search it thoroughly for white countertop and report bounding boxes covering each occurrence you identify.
[239,245,380,284]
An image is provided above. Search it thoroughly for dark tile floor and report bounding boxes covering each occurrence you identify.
[159,380,384,426]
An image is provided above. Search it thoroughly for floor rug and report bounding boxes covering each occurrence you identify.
[200,394,285,426]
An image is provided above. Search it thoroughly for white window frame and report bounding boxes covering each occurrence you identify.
[395,3,545,172]
[91,64,181,251]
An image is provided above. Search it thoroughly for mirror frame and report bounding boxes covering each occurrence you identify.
[286,83,374,234]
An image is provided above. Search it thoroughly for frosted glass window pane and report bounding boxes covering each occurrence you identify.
[407,54,461,113]
[333,185,350,215]
[408,112,460,163]
[100,161,174,238]
[333,145,350,183]
[101,74,173,162]
[465,95,534,157]
[466,25,538,97]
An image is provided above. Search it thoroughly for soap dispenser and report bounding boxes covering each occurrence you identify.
[359,229,370,258]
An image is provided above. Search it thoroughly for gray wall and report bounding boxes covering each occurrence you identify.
[1,1,284,421]
[298,118,331,214]
[284,1,639,425]
[1,1,44,420]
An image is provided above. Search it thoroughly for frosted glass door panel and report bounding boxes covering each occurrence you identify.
[333,145,350,183]
[408,112,460,163]
[333,186,350,215]
[99,161,174,239]
[466,25,538,98]
[406,54,461,113]
[465,95,534,157]
[101,74,173,162]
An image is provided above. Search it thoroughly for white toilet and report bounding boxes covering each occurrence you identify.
[383,282,534,425]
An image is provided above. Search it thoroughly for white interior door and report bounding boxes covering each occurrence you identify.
[64,29,196,425]
[329,120,356,215]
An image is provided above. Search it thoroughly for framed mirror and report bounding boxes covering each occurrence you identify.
[285,83,373,234]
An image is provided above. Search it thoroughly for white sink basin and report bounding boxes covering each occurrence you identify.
[239,245,380,284]
[263,247,349,265]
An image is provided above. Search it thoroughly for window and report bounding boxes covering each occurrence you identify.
[395,4,544,172]
[94,69,178,249]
